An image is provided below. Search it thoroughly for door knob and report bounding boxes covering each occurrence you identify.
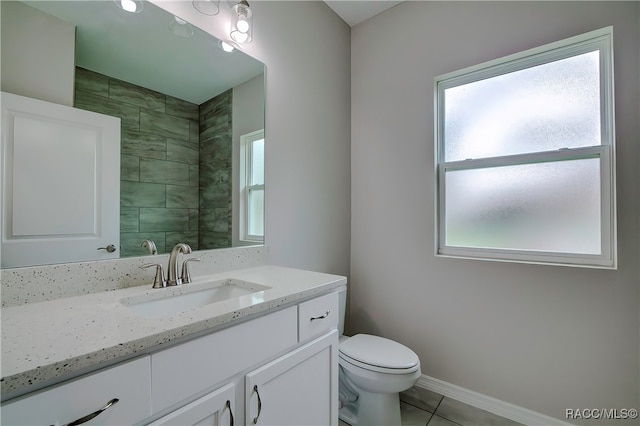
[97,244,117,253]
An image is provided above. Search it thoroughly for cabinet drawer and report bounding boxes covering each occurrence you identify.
[1,357,151,426]
[151,306,297,414]
[298,292,339,342]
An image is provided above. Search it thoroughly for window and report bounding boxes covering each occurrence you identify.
[434,27,616,268]
[240,130,264,243]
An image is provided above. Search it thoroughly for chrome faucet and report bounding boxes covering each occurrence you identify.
[167,243,192,286]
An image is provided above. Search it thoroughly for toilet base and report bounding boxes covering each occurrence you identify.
[339,390,401,426]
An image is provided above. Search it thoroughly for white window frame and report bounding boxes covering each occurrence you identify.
[434,27,616,268]
[239,129,264,243]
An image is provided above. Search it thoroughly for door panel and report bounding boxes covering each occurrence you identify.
[245,331,338,426]
[1,91,120,267]
[149,383,235,426]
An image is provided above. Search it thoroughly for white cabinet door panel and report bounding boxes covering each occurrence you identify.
[245,331,338,426]
[1,91,120,267]
[149,383,235,426]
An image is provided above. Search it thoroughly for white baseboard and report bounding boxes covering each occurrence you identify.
[416,375,574,426]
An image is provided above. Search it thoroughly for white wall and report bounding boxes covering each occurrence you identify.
[153,1,351,277]
[0,1,75,106]
[351,1,639,423]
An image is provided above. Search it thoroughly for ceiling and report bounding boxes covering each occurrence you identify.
[324,1,403,27]
[26,1,264,104]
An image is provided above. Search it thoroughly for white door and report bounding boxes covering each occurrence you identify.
[149,383,235,426]
[1,91,120,267]
[245,331,339,426]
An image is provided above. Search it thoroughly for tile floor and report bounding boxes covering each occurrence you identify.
[340,385,524,426]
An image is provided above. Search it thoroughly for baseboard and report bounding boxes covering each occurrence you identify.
[416,375,574,426]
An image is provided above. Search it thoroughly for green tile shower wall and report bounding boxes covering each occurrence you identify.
[199,89,233,249]
[74,67,232,257]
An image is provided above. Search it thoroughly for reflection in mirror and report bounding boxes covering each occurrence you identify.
[1,1,265,268]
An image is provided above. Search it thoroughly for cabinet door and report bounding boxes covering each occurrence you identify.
[149,383,235,426]
[0,357,151,426]
[245,330,338,426]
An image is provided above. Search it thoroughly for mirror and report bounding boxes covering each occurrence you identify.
[2,1,265,267]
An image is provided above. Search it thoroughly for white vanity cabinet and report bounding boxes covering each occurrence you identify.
[150,291,340,426]
[1,288,342,426]
[0,357,151,426]
[149,306,299,414]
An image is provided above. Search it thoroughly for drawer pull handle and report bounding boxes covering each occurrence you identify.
[226,400,234,426]
[310,310,330,321]
[252,385,262,424]
[64,398,119,426]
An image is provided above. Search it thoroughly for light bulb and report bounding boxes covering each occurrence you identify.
[115,0,143,13]
[231,30,249,43]
[220,41,235,52]
[121,0,137,13]
[236,18,249,33]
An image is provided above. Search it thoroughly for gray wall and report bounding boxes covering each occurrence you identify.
[351,1,639,423]
[0,1,75,106]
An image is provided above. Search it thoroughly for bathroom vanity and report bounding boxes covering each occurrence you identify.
[1,265,346,425]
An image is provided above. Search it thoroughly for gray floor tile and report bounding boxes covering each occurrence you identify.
[401,401,433,426]
[435,397,524,426]
[401,386,444,413]
[339,387,518,426]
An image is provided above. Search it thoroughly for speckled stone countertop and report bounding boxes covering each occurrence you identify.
[1,265,346,400]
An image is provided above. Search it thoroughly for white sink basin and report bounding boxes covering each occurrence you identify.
[121,279,271,317]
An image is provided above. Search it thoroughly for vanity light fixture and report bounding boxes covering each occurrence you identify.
[114,0,143,13]
[169,16,194,38]
[192,0,220,16]
[230,0,253,44]
[219,40,236,53]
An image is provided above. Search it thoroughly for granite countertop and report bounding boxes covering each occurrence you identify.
[1,265,346,400]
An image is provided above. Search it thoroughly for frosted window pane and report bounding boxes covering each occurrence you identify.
[248,188,264,236]
[444,51,601,161]
[445,159,601,254]
[251,139,264,185]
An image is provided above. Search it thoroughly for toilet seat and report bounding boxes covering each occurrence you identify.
[339,334,420,375]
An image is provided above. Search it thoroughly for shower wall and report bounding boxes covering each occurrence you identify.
[74,67,232,256]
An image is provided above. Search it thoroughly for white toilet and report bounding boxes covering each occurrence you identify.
[337,287,421,426]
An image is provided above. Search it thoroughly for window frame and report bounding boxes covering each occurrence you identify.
[239,129,265,243]
[434,27,616,268]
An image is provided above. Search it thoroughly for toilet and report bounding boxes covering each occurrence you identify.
[337,287,421,426]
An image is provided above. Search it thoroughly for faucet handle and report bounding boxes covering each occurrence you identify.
[140,263,167,288]
[141,239,158,255]
[181,258,201,284]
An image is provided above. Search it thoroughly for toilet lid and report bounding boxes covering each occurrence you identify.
[339,334,419,370]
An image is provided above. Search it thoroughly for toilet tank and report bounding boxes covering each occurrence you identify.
[338,286,347,336]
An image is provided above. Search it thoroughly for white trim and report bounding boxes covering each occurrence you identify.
[416,374,574,426]
[239,129,265,243]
